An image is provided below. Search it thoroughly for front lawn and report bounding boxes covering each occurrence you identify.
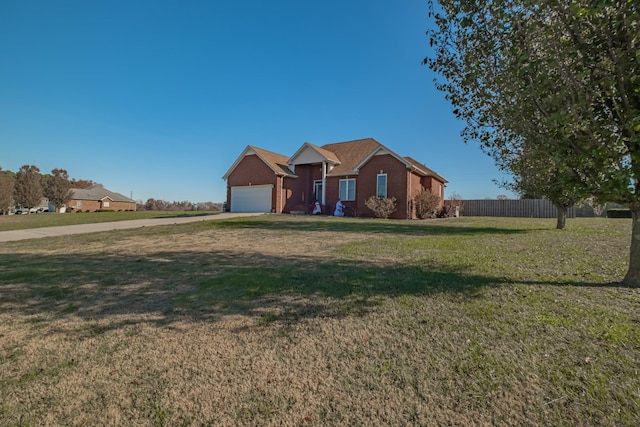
[0,215,637,425]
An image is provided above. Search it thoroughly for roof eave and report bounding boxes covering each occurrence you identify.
[289,142,341,166]
[223,145,292,180]
[353,144,413,173]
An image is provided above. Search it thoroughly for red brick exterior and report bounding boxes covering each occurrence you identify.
[226,147,446,219]
[68,199,136,212]
[282,164,324,213]
[282,154,446,219]
[226,154,281,213]
[357,154,410,219]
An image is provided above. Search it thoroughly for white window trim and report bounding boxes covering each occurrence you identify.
[377,174,387,198]
[314,180,323,204]
[339,178,356,201]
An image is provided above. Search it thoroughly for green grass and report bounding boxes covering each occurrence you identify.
[0,210,219,231]
[0,215,638,426]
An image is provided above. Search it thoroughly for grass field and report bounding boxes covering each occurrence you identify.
[0,210,219,232]
[0,215,638,426]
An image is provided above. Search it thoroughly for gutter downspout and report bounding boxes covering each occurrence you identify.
[278,178,284,213]
[280,176,284,213]
[408,169,412,219]
[322,161,327,206]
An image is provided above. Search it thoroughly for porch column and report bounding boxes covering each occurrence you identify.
[322,161,327,205]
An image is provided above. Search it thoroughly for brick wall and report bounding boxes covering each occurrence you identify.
[226,154,278,212]
[359,154,409,219]
[68,199,136,212]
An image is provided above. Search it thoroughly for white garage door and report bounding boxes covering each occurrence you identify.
[230,185,273,213]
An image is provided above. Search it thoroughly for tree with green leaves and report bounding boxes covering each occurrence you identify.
[425,0,640,286]
[14,165,43,213]
[0,167,15,215]
[499,141,591,229]
[44,168,72,213]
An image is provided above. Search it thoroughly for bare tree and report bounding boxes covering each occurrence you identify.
[414,187,441,219]
[448,192,464,217]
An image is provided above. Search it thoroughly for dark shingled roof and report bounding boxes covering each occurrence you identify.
[320,138,382,176]
[404,156,448,183]
[70,185,135,202]
[249,146,296,177]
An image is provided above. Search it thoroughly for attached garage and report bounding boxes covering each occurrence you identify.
[223,146,297,214]
[230,185,273,213]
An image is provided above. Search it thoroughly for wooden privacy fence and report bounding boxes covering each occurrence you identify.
[461,199,576,218]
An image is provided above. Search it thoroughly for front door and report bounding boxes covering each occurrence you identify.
[313,180,323,204]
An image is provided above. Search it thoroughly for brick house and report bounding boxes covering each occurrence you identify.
[222,138,447,219]
[67,185,137,212]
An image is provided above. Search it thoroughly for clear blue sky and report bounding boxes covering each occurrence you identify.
[0,0,514,203]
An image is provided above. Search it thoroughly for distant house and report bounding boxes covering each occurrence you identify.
[223,138,447,219]
[67,185,136,212]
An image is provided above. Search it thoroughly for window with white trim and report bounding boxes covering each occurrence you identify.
[377,174,387,198]
[314,180,323,203]
[339,178,356,201]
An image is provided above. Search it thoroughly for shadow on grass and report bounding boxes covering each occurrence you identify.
[1,243,624,334]
[153,212,219,219]
[198,216,532,236]
[0,248,509,332]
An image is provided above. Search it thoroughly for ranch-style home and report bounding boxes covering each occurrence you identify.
[67,184,137,212]
[223,138,447,220]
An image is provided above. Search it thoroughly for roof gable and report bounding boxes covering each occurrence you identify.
[223,138,447,186]
[222,145,296,180]
[404,156,448,183]
[352,143,416,174]
[288,142,341,166]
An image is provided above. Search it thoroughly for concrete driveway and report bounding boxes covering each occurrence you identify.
[0,212,265,243]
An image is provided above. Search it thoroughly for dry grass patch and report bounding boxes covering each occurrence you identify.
[0,215,638,426]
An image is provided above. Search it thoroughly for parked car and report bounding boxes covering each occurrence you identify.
[14,208,41,214]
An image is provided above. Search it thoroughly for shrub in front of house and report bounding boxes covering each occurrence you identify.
[365,196,397,219]
[414,187,441,219]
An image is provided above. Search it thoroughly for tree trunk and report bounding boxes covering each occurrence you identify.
[555,204,567,229]
[623,208,640,287]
